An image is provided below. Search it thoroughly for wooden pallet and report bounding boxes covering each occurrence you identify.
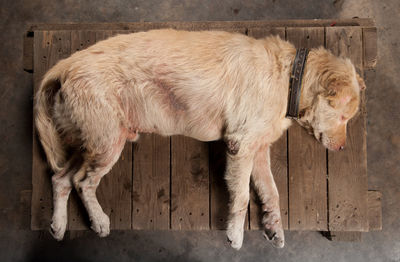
[24,19,381,238]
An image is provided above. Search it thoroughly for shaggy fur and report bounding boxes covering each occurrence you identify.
[34,29,365,249]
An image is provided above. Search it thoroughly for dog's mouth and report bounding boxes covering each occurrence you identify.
[299,121,327,146]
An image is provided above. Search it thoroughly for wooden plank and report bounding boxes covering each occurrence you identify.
[32,31,71,230]
[68,30,134,230]
[71,30,96,53]
[132,134,170,230]
[23,32,34,72]
[97,30,133,230]
[247,27,285,39]
[270,135,289,230]
[363,27,378,69]
[208,26,247,230]
[209,141,229,230]
[110,145,133,230]
[326,26,369,232]
[96,141,132,230]
[94,30,114,43]
[368,191,382,231]
[67,30,98,230]
[27,19,375,32]
[246,27,289,230]
[286,27,328,231]
[208,28,247,231]
[171,136,209,230]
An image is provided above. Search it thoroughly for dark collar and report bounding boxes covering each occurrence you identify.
[286,48,309,119]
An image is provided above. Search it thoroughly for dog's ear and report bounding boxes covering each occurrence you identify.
[356,73,366,90]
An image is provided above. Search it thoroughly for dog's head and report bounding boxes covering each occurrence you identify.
[296,48,366,151]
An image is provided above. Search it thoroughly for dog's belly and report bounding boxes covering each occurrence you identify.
[152,114,223,142]
[125,101,224,142]
[124,80,225,142]
[182,120,223,142]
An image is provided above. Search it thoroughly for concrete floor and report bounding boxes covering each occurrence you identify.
[0,0,399,261]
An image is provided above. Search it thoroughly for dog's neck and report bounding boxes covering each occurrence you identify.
[295,49,329,117]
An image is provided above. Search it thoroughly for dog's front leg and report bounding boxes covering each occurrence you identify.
[225,142,255,250]
[251,145,284,248]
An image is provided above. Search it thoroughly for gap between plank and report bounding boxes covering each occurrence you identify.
[284,27,290,231]
[169,137,172,230]
[323,26,330,232]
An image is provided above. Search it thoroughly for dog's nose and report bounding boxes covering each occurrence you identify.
[339,145,345,151]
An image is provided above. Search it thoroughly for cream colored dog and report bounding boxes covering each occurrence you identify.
[34,29,365,249]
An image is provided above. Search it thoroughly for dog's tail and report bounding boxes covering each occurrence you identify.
[34,61,69,173]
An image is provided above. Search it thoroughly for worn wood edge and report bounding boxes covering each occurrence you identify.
[31,31,54,231]
[23,31,34,73]
[368,190,382,231]
[26,18,375,32]
[363,27,378,69]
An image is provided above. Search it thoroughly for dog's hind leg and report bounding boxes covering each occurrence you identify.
[251,145,284,248]
[72,138,126,237]
[50,154,83,240]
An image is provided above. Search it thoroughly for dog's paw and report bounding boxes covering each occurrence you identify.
[263,227,284,248]
[90,212,110,237]
[226,223,244,250]
[262,211,285,248]
[50,219,67,241]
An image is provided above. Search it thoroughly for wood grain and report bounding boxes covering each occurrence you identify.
[23,32,34,72]
[67,31,97,230]
[209,141,251,230]
[27,19,375,33]
[171,136,209,230]
[286,27,328,231]
[326,26,369,232]
[368,191,382,231]
[246,27,289,230]
[61,31,95,230]
[270,135,289,230]
[363,27,378,69]
[132,134,170,230]
[68,30,134,230]
[209,141,229,230]
[247,27,285,39]
[32,31,71,230]
[98,31,133,230]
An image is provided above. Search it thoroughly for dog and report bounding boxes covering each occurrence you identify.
[34,29,366,249]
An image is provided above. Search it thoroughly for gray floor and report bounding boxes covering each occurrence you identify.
[1,0,399,261]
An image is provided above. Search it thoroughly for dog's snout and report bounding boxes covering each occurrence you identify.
[336,142,345,151]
